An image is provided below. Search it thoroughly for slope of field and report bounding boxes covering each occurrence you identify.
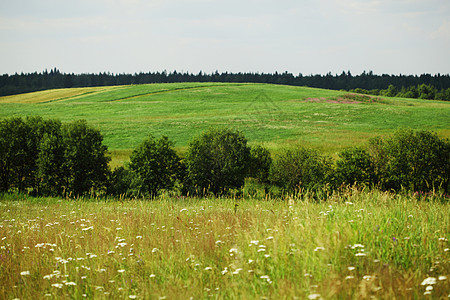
[1,82,449,161]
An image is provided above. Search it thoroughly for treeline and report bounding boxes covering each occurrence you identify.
[1,69,450,100]
[350,84,450,101]
[1,117,449,199]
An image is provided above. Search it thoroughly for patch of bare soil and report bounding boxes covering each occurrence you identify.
[305,93,384,104]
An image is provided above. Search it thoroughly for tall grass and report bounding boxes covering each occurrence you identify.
[0,190,448,299]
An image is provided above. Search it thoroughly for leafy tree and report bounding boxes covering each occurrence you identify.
[60,120,111,196]
[37,130,66,196]
[0,116,60,193]
[0,118,28,192]
[129,135,182,196]
[185,128,251,195]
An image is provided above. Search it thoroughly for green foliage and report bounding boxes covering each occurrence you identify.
[369,129,450,193]
[185,128,251,195]
[269,147,332,192]
[335,147,376,187]
[0,116,61,193]
[248,145,272,183]
[0,117,110,197]
[129,135,182,196]
[37,130,66,196]
[61,120,111,196]
[107,166,144,198]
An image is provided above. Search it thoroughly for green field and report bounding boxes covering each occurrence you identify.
[0,191,448,299]
[1,82,449,167]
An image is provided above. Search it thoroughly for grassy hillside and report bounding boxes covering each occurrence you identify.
[1,82,449,166]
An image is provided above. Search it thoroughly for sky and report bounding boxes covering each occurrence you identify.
[1,0,449,75]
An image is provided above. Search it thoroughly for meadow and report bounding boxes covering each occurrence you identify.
[0,190,448,299]
[1,83,449,167]
[1,83,449,299]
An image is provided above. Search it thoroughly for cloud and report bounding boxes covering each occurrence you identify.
[431,20,450,40]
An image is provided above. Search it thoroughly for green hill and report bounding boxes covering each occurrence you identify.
[1,82,449,166]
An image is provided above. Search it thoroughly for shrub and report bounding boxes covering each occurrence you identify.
[107,166,145,198]
[185,128,251,195]
[129,135,182,196]
[270,147,332,192]
[335,147,376,187]
[248,145,272,183]
[369,129,450,193]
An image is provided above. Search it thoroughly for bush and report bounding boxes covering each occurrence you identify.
[185,128,251,195]
[248,145,272,183]
[335,147,376,187]
[369,129,450,193]
[107,166,145,198]
[270,147,332,192]
[129,135,182,196]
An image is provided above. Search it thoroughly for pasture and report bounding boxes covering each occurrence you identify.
[0,191,449,299]
[1,83,449,167]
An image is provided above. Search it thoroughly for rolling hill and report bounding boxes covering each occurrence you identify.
[1,82,449,166]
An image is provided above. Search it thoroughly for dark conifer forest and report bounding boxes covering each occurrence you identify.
[1,69,450,100]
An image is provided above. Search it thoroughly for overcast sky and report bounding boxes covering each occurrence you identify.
[1,0,449,75]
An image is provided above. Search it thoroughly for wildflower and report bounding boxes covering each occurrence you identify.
[65,282,76,286]
[150,274,156,278]
[249,240,259,246]
[229,248,238,256]
[345,276,354,280]
[257,248,266,252]
[355,253,366,257]
[260,275,272,283]
[266,236,274,241]
[363,275,373,281]
[232,268,242,275]
[52,283,63,288]
[204,267,212,271]
[426,286,433,291]
[129,295,137,299]
[20,271,30,276]
[314,247,325,252]
[118,269,125,273]
[81,226,93,231]
[421,277,437,285]
[348,266,355,271]
[136,236,143,239]
[438,275,447,281]
[215,240,224,245]
[152,248,159,253]
[308,294,322,300]
[180,208,188,213]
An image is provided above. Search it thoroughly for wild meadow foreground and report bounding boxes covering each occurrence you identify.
[0,191,448,299]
